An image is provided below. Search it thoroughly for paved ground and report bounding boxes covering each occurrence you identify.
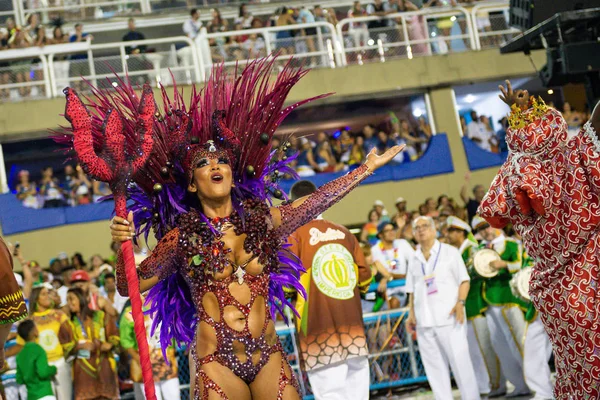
[371,384,534,399]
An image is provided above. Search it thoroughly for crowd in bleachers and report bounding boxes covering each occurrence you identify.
[14,165,112,209]
[275,114,432,177]
[189,0,487,63]
[1,0,509,100]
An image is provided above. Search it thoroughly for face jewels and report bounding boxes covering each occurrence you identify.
[207,140,217,153]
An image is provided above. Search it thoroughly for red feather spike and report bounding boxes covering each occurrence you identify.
[132,86,156,173]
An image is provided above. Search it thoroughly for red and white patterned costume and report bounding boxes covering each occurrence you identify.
[478,98,600,399]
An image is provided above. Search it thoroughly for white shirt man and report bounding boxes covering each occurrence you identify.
[183,9,202,40]
[406,216,479,400]
[467,113,492,151]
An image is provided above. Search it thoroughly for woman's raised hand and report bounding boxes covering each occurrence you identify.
[499,80,529,108]
[110,211,135,243]
[365,145,406,171]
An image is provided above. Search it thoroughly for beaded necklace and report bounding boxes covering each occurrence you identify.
[177,199,280,283]
[208,215,233,232]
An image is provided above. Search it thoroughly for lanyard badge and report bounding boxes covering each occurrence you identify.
[421,243,442,296]
[424,274,438,295]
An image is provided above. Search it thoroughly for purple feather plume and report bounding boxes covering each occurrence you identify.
[270,244,306,322]
[145,271,196,362]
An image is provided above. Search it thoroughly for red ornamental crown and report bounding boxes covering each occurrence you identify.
[506,98,567,155]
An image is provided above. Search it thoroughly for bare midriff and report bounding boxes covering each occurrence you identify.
[184,229,282,383]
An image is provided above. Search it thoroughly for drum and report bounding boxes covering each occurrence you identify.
[472,249,501,278]
[510,266,532,303]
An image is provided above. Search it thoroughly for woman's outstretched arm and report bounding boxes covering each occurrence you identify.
[271,145,404,238]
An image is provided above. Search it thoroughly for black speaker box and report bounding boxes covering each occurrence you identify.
[538,43,600,87]
[509,0,600,30]
[561,42,600,74]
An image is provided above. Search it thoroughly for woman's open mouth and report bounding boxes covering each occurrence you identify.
[210,173,224,183]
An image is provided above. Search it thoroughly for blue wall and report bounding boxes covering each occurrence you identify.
[461,136,507,171]
[0,134,454,235]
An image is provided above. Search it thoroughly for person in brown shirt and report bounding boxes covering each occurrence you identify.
[0,236,28,368]
[288,181,373,400]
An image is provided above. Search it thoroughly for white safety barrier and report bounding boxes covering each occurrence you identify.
[337,6,476,66]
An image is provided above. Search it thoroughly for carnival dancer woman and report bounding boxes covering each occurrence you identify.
[60,58,403,400]
[110,133,402,400]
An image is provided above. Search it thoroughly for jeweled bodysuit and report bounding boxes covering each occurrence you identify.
[117,164,372,399]
[478,100,600,399]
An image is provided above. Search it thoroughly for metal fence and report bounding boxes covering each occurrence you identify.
[164,307,427,400]
[200,22,339,75]
[48,36,200,95]
[0,36,200,100]
[470,2,520,50]
[336,6,475,66]
[0,48,49,101]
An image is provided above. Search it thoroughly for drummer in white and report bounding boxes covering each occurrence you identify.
[406,216,479,400]
[472,216,530,398]
[445,216,505,398]
[371,221,415,308]
[517,241,554,400]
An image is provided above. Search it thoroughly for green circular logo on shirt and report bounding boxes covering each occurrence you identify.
[312,244,357,300]
[39,330,59,352]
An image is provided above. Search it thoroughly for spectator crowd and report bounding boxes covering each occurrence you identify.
[14,165,111,209]
[1,241,182,400]
[275,113,432,178]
